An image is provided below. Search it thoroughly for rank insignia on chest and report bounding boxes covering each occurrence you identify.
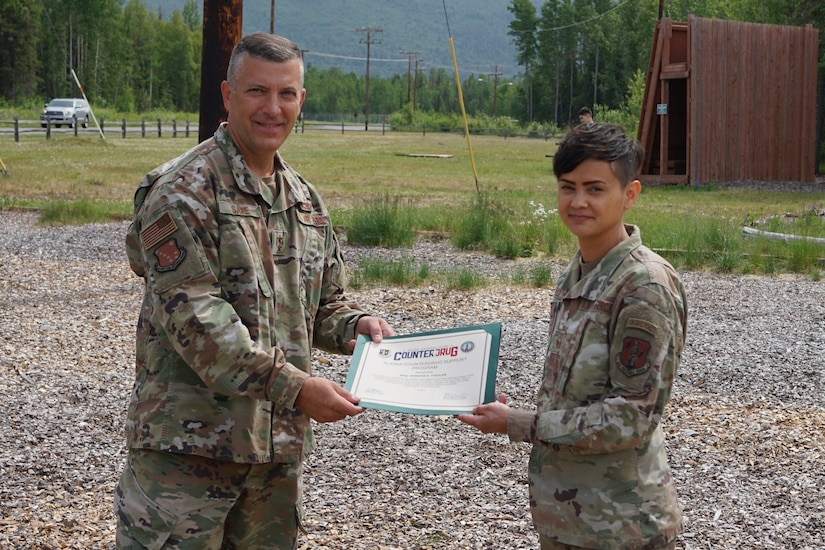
[271,230,286,255]
[153,238,187,272]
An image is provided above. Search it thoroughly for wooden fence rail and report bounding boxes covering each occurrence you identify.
[0,117,196,141]
[1,117,560,142]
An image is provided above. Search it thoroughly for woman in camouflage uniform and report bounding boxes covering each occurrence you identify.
[459,123,686,549]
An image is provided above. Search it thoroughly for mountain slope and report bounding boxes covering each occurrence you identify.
[143,0,520,77]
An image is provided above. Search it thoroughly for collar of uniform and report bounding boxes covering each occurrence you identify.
[558,224,643,300]
[269,160,311,214]
[214,123,310,212]
[214,123,263,198]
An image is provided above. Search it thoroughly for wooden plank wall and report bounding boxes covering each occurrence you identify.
[689,16,818,184]
[637,19,663,175]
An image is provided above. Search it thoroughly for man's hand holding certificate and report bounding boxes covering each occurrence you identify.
[344,323,501,415]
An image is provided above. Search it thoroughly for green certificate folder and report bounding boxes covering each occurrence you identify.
[344,322,501,415]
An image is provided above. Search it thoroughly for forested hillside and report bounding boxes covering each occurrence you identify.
[142,0,521,78]
[1,0,823,139]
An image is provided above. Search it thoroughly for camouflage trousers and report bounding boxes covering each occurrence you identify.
[114,449,303,549]
[539,533,677,549]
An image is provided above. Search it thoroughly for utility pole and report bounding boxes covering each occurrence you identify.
[485,64,503,118]
[356,27,382,131]
[400,50,420,104]
[412,58,423,114]
[199,0,243,141]
[270,0,275,33]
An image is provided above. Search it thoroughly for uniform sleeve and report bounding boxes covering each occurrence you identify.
[521,284,685,451]
[311,221,367,354]
[508,409,538,443]
[138,200,309,409]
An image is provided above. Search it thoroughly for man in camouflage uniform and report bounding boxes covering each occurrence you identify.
[459,123,686,549]
[114,32,394,549]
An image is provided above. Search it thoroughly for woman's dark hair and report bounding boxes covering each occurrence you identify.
[552,123,644,186]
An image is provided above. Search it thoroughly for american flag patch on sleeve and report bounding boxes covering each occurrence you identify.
[141,212,178,250]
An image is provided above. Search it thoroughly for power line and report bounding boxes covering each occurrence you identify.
[510,0,634,33]
[305,50,512,75]
[304,51,406,63]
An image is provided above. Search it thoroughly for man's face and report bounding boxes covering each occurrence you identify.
[557,157,639,260]
[221,55,305,174]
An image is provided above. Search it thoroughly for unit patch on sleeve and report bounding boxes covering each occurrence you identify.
[609,302,673,394]
[618,336,651,375]
[153,238,187,272]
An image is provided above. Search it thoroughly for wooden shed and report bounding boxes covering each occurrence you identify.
[637,16,819,185]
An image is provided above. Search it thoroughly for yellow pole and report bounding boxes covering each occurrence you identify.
[448,37,480,195]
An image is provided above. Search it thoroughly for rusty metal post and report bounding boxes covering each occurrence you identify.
[199,0,243,142]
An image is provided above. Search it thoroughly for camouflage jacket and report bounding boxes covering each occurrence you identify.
[124,123,366,463]
[507,225,687,549]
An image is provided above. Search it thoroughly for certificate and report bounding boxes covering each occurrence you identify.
[344,323,501,415]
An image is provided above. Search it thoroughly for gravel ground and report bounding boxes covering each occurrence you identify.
[1,209,824,550]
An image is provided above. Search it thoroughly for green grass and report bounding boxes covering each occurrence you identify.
[347,256,491,291]
[445,268,488,290]
[2,129,825,278]
[38,198,132,225]
[349,257,431,289]
[528,262,554,287]
[345,193,416,247]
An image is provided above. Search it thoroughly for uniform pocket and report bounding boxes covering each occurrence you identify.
[114,458,178,550]
[547,313,609,402]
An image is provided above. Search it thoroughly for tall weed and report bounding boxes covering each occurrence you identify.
[347,194,415,247]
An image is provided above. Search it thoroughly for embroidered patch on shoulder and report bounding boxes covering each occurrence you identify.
[618,336,651,375]
[141,212,177,250]
[626,317,657,335]
[153,238,187,272]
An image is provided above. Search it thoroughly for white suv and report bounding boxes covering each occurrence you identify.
[40,98,91,128]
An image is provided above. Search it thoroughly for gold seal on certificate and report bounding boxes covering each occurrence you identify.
[344,323,501,415]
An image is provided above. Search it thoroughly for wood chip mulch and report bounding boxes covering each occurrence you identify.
[1,211,823,549]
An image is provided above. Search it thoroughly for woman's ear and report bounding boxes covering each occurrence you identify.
[624,179,641,210]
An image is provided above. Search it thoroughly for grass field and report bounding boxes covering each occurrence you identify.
[0,130,554,206]
[2,129,825,275]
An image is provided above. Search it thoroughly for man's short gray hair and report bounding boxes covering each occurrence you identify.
[226,32,304,88]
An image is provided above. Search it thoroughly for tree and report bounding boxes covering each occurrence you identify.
[0,0,42,101]
[155,11,200,111]
[508,0,539,122]
[182,0,200,32]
